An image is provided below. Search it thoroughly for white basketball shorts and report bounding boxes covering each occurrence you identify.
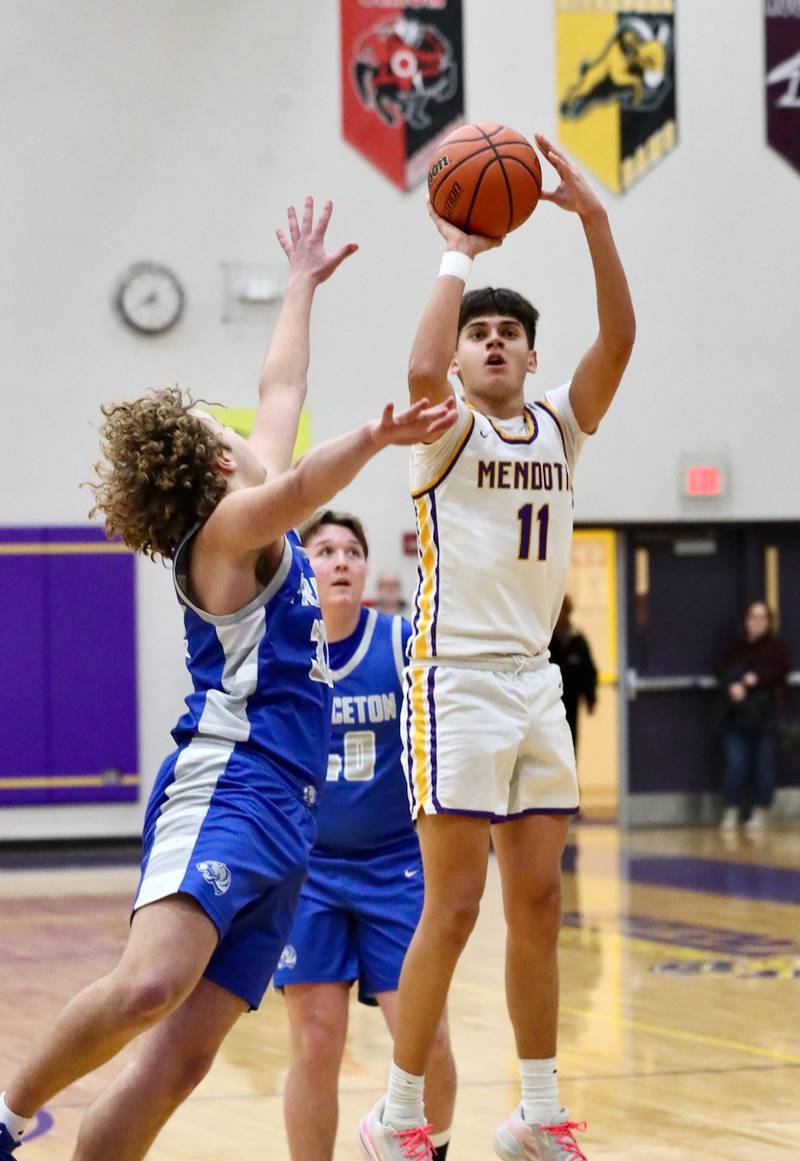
[401,659,579,821]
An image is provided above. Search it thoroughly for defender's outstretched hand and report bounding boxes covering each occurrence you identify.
[276,196,358,286]
[371,396,458,448]
[426,198,504,258]
[535,133,603,219]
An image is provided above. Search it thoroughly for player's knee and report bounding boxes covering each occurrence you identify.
[109,970,186,1029]
[290,1012,346,1069]
[427,896,480,949]
[507,880,562,940]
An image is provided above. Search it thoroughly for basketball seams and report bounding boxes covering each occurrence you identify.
[501,156,542,192]
[429,122,541,237]
[430,142,540,198]
[494,158,515,236]
[445,123,506,144]
[463,156,508,235]
[429,141,504,204]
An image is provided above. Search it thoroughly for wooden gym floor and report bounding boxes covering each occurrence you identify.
[1,823,798,1160]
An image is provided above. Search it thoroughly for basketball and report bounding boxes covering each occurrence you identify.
[427,122,542,239]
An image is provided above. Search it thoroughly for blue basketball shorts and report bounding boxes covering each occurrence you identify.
[134,740,318,1009]
[273,838,423,1004]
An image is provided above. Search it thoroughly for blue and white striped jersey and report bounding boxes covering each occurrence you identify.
[315,607,414,854]
[169,529,333,794]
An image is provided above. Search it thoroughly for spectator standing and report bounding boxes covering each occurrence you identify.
[549,596,598,753]
[715,600,791,832]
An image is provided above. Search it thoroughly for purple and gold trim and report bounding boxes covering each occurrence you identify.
[403,670,418,817]
[533,399,569,461]
[411,412,475,499]
[407,665,433,809]
[426,667,442,811]
[485,404,539,445]
[404,665,444,816]
[409,492,440,662]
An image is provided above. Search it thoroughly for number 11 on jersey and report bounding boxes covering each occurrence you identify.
[517,503,549,561]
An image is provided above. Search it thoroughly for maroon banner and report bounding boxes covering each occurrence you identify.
[765,1,800,175]
[340,1,465,190]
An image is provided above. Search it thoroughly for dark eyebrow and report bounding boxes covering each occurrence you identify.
[466,317,523,330]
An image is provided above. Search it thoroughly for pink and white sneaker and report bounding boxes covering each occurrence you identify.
[494,1106,588,1161]
[359,1098,435,1161]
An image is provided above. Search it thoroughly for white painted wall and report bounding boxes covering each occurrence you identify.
[1,0,796,838]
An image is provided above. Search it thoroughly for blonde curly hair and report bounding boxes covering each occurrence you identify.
[88,385,229,561]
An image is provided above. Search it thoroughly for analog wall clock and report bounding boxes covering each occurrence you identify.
[114,262,185,335]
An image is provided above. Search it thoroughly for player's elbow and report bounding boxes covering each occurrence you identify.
[407,359,444,399]
[604,322,636,372]
[615,312,637,361]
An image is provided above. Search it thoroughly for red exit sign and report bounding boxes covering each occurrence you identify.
[402,531,417,556]
[685,464,724,497]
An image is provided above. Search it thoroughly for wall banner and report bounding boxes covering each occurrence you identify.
[765,1,800,175]
[340,1,465,190]
[555,1,677,194]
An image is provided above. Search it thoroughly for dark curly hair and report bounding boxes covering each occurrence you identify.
[88,386,229,561]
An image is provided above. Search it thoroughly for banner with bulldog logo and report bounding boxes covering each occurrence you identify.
[340,0,465,190]
[765,1,800,175]
[555,1,677,194]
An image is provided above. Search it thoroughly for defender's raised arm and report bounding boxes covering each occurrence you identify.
[250,197,358,476]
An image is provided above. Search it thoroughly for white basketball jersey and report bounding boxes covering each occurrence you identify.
[408,384,586,662]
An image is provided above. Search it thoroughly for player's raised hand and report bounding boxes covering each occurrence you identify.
[535,134,603,219]
[427,198,504,258]
[276,197,359,286]
[370,396,458,448]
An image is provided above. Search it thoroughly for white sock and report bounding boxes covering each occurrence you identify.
[384,1062,425,1127]
[519,1057,559,1125]
[431,1127,452,1147]
[0,1093,30,1143]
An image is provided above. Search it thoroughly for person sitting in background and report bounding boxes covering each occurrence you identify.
[549,595,597,753]
[374,571,408,616]
[715,600,790,833]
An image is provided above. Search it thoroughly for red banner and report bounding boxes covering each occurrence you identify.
[340,1,465,190]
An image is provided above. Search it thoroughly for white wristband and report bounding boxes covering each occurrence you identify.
[438,251,473,284]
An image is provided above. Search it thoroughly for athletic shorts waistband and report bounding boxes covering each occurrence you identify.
[407,652,550,674]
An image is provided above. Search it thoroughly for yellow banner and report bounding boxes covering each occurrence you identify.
[555,1,677,193]
[207,407,311,460]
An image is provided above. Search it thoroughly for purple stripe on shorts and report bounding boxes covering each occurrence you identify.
[404,670,417,814]
[427,666,441,811]
[496,806,580,822]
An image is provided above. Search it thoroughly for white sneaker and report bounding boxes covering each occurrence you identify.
[718,807,738,832]
[358,1098,434,1161]
[494,1106,588,1161]
[744,807,768,832]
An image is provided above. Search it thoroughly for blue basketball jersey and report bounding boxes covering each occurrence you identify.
[170,529,333,794]
[315,608,413,854]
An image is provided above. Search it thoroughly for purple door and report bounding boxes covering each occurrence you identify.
[622,523,799,826]
[0,527,139,806]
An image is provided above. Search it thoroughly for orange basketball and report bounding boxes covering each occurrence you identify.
[427,122,542,239]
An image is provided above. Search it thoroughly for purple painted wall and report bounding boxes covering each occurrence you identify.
[0,527,139,806]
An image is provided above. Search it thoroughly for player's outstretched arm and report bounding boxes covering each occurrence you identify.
[407,202,501,407]
[536,133,635,433]
[249,197,358,476]
[213,397,457,556]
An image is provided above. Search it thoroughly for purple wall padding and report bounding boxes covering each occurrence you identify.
[0,527,139,807]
